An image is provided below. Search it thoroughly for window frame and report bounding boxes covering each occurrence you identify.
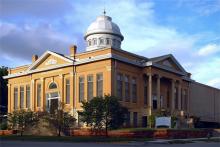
[65,79,70,104]
[37,83,41,107]
[87,75,93,100]
[96,73,103,97]
[79,76,85,102]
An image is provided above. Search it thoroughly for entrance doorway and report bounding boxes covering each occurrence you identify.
[46,92,60,114]
[142,116,148,127]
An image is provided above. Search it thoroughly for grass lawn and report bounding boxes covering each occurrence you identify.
[0,135,152,143]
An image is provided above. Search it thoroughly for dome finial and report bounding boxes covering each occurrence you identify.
[103,8,106,15]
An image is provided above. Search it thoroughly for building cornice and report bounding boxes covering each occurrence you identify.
[3,52,188,80]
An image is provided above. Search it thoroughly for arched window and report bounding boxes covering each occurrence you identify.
[49,82,57,89]
[88,40,92,46]
[106,38,110,45]
[99,38,104,45]
[93,38,97,45]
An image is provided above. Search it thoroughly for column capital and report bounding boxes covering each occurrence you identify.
[147,73,152,77]
[40,77,44,82]
[171,79,176,83]
[59,74,63,79]
[31,79,35,83]
[156,74,162,79]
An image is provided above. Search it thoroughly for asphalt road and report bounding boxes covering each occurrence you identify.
[1,141,220,147]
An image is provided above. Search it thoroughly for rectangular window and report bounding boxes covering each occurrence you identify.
[167,90,170,108]
[37,84,41,107]
[153,95,157,109]
[87,75,93,100]
[97,73,103,97]
[184,89,188,110]
[125,75,130,102]
[14,87,18,109]
[144,81,148,105]
[175,87,178,109]
[79,76,84,102]
[66,79,70,104]
[133,112,138,127]
[26,85,30,109]
[132,78,137,103]
[117,73,123,100]
[20,86,24,108]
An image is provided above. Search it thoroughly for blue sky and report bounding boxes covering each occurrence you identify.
[0,0,220,88]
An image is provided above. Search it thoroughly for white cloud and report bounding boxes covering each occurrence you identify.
[207,78,220,88]
[0,0,220,89]
[0,22,74,64]
[198,44,220,56]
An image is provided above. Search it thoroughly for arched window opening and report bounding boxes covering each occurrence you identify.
[88,40,92,46]
[99,38,104,45]
[93,38,97,45]
[49,82,57,89]
[106,38,110,45]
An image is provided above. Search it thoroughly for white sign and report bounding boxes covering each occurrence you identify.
[45,59,57,65]
[155,117,171,128]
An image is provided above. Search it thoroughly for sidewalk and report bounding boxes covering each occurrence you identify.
[148,136,220,144]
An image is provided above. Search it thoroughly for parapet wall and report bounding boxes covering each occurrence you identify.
[189,82,220,123]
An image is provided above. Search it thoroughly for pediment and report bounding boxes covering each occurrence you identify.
[158,58,182,71]
[27,51,73,71]
[151,54,187,74]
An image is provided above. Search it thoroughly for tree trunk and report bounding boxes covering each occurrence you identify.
[58,125,61,136]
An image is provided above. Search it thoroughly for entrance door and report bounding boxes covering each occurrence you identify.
[50,98,58,114]
[142,116,148,127]
[46,92,60,114]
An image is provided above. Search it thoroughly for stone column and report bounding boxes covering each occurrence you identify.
[8,84,11,113]
[171,79,176,112]
[147,73,152,115]
[59,74,64,103]
[178,81,182,110]
[157,75,161,110]
[41,78,45,111]
[31,79,35,111]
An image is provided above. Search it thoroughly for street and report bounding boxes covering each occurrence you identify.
[1,141,219,147]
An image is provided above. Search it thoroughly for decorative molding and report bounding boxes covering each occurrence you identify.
[45,59,57,66]
[3,52,188,80]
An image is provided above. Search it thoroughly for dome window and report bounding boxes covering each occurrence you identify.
[106,38,110,45]
[99,38,104,45]
[88,40,92,46]
[93,38,97,45]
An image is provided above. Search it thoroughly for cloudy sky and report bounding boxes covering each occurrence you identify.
[0,0,220,88]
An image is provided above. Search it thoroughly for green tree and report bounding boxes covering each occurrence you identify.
[7,109,39,136]
[78,97,104,135]
[79,95,128,136]
[103,95,128,136]
[45,102,76,136]
[0,66,8,115]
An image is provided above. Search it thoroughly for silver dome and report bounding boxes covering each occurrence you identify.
[85,15,124,40]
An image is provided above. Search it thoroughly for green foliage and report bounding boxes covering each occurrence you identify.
[0,66,8,114]
[171,116,177,128]
[147,115,155,128]
[0,120,8,130]
[7,109,39,136]
[78,95,128,136]
[43,102,76,136]
[78,97,104,134]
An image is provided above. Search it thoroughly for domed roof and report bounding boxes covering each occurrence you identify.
[84,15,124,40]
